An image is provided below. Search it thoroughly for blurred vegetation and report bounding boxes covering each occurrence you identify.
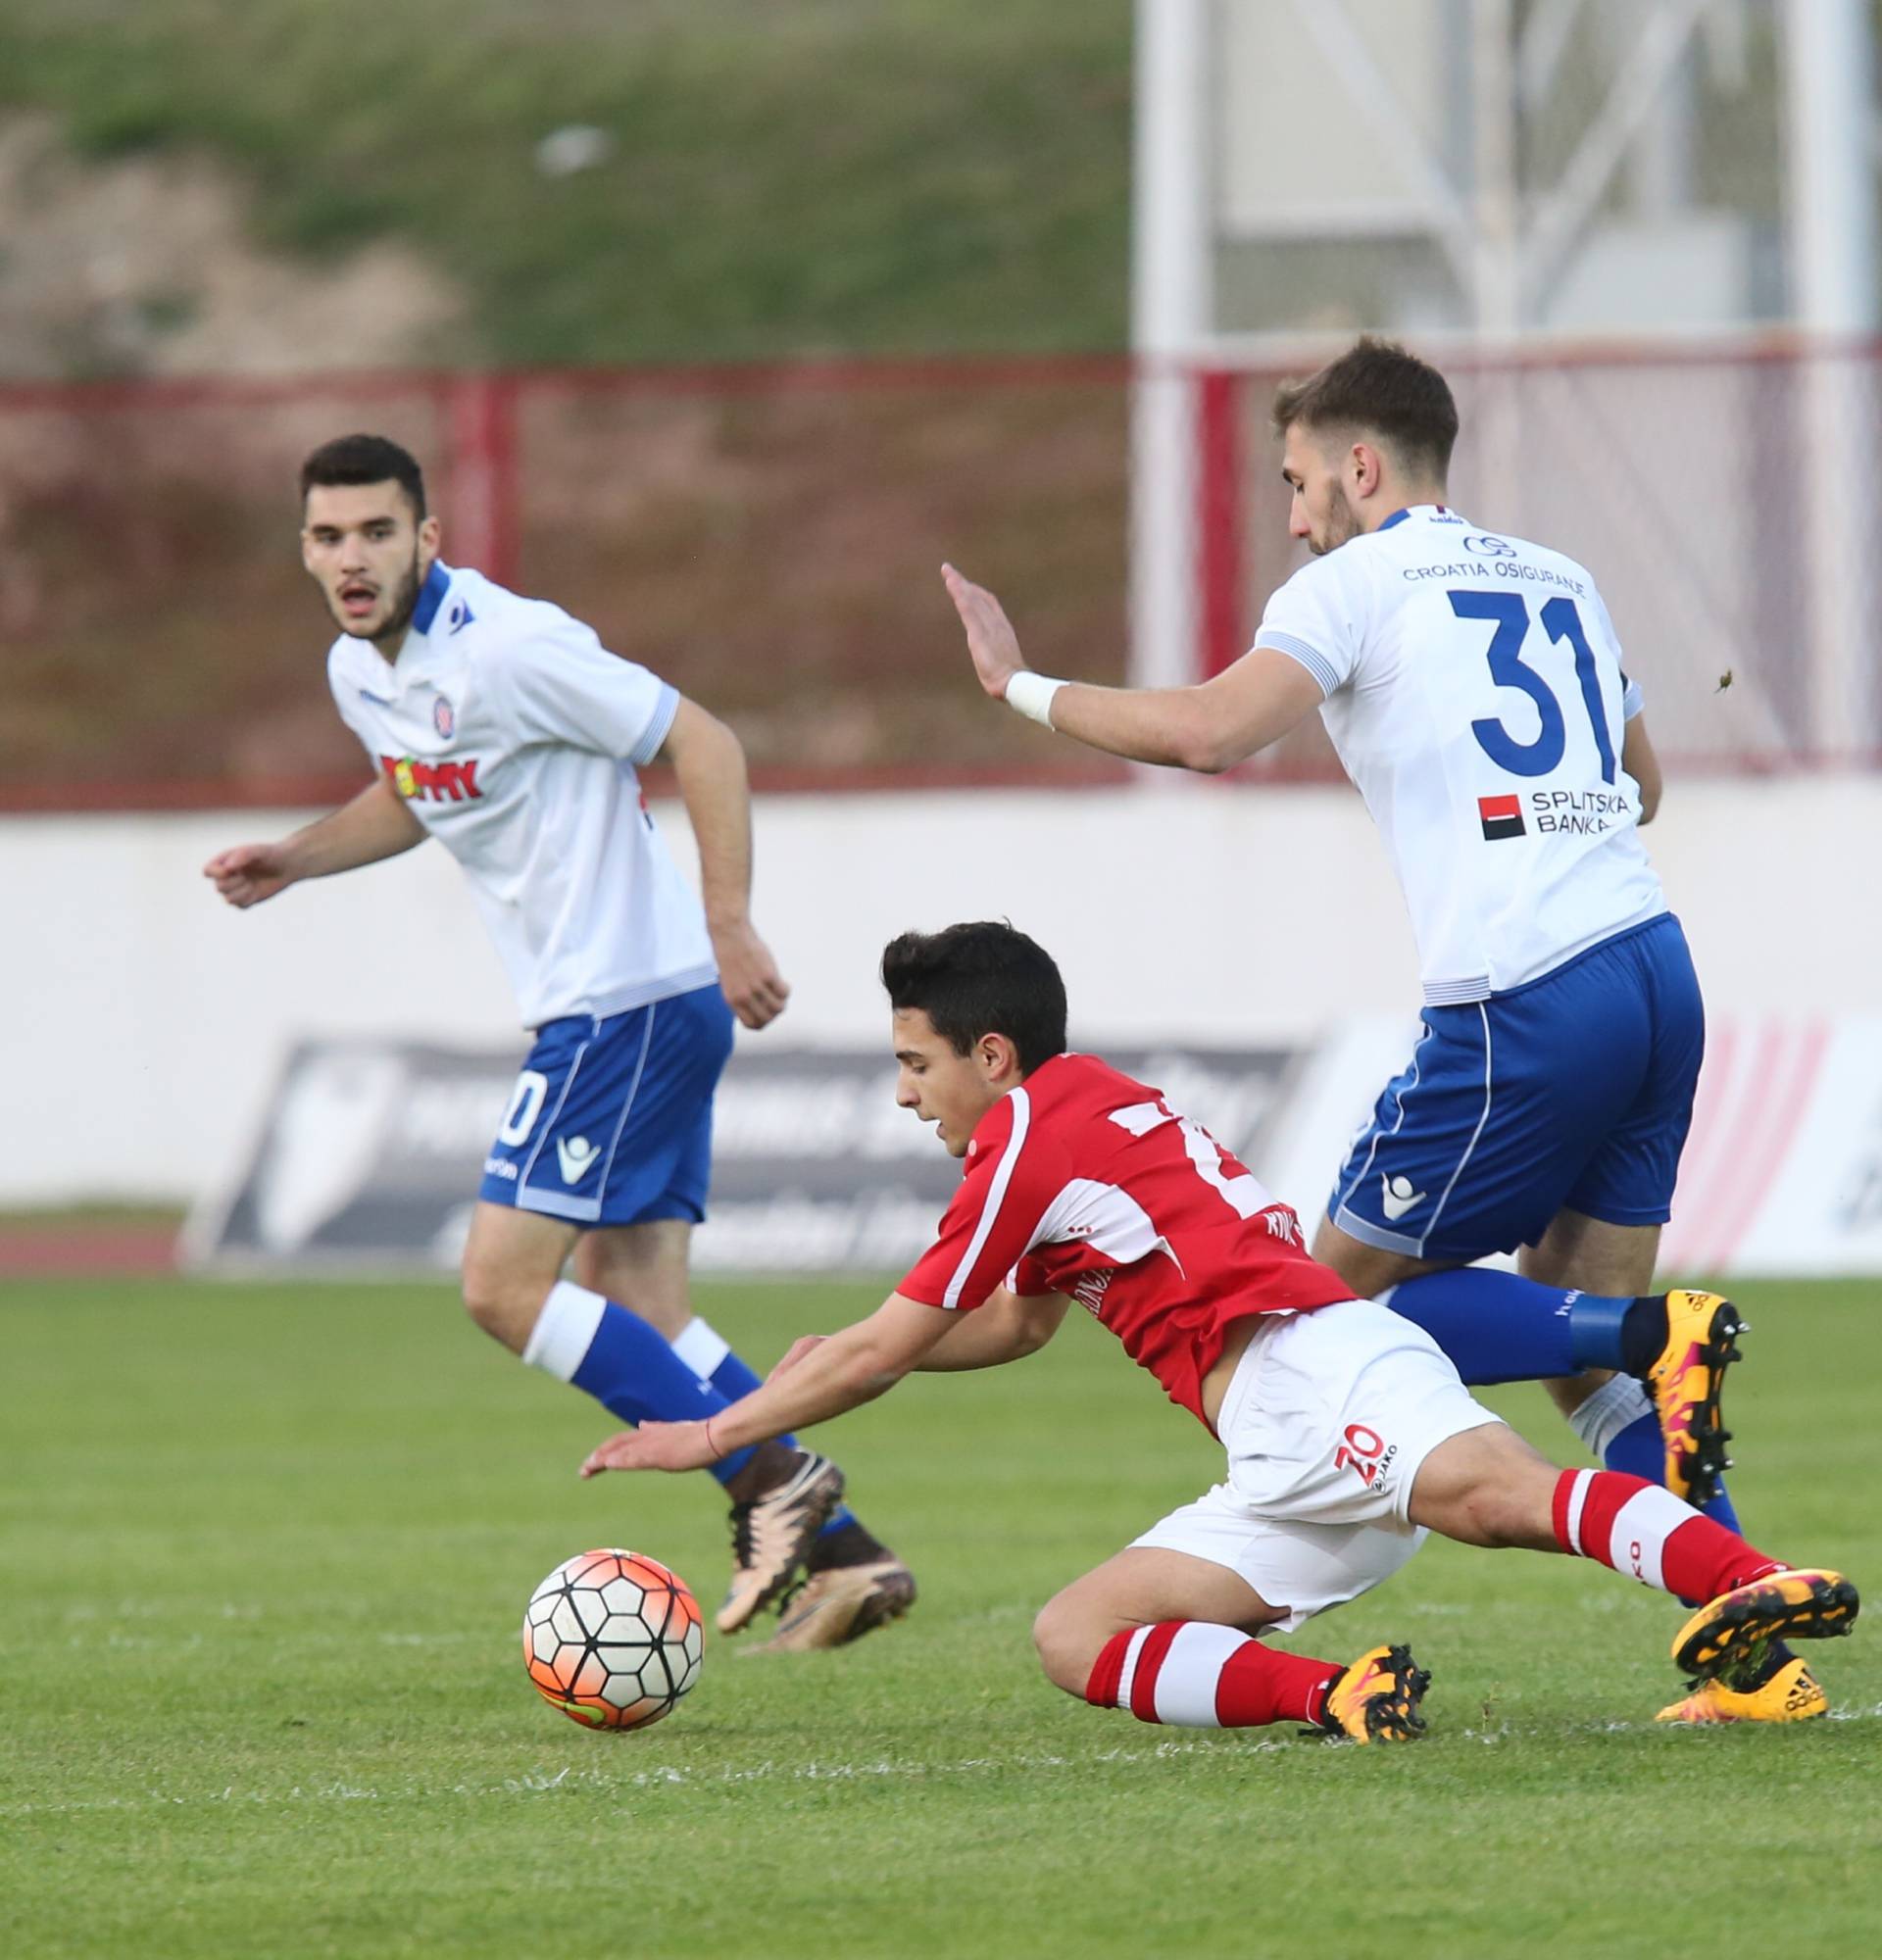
[0,0,1133,367]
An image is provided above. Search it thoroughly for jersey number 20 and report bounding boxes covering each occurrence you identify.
[1449,590,1617,784]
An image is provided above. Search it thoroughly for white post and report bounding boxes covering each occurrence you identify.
[1128,0,1213,694]
[1784,0,1877,759]
[1470,0,1523,528]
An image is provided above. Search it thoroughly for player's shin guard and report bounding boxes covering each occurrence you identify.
[1551,1468,1779,1604]
[1084,1622,1341,1729]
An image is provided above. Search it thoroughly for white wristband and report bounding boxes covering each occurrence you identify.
[1004,671,1065,728]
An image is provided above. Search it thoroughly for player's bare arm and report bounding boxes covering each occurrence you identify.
[203,775,425,907]
[764,1287,1065,1384]
[659,696,790,1030]
[1622,712,1662,823]
[910,1287,1069,1370]
[941,564,1323,772]
[579,1291,954,1475]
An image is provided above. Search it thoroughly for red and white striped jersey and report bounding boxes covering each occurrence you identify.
[898,1053,1358,1426]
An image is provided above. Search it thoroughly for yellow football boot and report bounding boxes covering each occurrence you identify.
[1643,1290,1746,1505]
[1657,1650,1828,1724]
[1314,1642,1431,1743]
[1672,1567,1859,1678]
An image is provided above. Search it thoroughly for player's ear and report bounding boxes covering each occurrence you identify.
[1350,440,1383,498]
[976,1031,1023,1083]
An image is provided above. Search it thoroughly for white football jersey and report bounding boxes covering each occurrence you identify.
[327,561,716,1028]
[1257,505,1664,1004]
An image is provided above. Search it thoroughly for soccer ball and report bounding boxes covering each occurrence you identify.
[522,1548,703,1730]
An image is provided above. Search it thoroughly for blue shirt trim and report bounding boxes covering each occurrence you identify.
[1378,505,1452,532]
[629,682,680,765]
[412,559,452,636]
[1262,631,1339,699]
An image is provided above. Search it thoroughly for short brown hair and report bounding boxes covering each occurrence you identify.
[1271,337,1459,482]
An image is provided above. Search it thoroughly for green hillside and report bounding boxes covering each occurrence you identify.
[0,0,1133,367]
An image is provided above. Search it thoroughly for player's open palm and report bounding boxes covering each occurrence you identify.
[203,842,293,908]
[942,564,1025,700]
[713,919,790,1030]
[580,1421,716,1477]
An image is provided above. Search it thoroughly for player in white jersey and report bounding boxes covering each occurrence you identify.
[205,434,913,1651]
[944,341,1806,1725]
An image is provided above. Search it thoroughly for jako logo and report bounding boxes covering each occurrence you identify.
[1336,1422,1397,1490]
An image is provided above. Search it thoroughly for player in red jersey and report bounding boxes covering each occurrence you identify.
[581,924,1857,1740]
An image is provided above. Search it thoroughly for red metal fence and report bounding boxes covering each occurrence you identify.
[2,341,1872,809]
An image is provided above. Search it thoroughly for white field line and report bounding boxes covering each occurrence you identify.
[9,1704,1877,1820]
[0,1735,1294,1819]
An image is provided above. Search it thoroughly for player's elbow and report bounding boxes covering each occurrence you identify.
[1007,1312,1057,1359]
[1171,714,1239,776]
[1637,780,1662,825]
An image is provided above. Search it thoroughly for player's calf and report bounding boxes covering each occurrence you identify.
[1079,1620,1380,1735]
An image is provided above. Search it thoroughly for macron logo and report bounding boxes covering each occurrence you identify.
[556,1136,600,1185]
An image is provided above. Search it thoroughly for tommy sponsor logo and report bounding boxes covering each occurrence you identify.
[1336,1422,1400,1494]
[381,754,484,803]
[556,1135,601,1185]
[1379,1173,1424,1222]
[1477,793,1525,841]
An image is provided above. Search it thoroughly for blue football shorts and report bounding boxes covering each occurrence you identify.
[1327,913,1705,1261]
[479,982,735,1229]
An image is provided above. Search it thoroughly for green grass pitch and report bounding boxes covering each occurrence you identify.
[5,1275,1880,1958]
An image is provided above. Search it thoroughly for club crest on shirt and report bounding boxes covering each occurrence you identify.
[433,694,456,740]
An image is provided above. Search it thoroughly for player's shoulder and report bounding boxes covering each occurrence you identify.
[1273,535,1385,606]
[1017,1054,1162,1142]
[434,566,577,654]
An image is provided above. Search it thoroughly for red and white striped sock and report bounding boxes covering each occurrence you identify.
[1084,1621,1342,1729]
[1552,1468,1782,1601]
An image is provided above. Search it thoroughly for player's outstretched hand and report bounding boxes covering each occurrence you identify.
[203,842,294,908]
[580,1420,718,1477]
[712,917,791,1030]
[942,564,1025,700]
[767,1334,827,1382]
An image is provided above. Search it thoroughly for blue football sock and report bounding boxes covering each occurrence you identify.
[1386,1267,1640,1384]
[692,1329,859,1540]
[1569,1375,1743,1603]
[1604,1408,1742,1532]
[523,1282,757,1487]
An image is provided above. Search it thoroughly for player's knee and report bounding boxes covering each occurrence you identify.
[459,1259,541,1353]
[1031,1594,1104,1698]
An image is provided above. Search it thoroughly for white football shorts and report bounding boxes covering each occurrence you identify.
[1129,1297,1502,1633]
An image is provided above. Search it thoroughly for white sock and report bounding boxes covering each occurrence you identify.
[520,1280,607,1382]
[1566,1373,1653,1460]
[670,1316,732,1379]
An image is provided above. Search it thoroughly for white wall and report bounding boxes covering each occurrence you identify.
[5,776,1879,1202]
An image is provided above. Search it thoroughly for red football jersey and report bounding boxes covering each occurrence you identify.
[898,1053,1358,1426]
